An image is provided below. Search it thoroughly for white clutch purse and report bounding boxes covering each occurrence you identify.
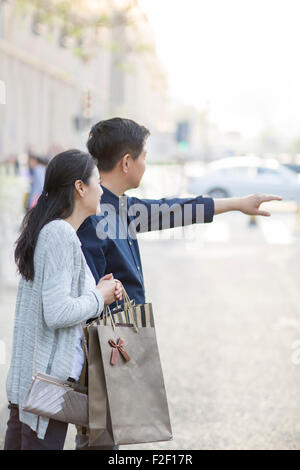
[22,372,88,426]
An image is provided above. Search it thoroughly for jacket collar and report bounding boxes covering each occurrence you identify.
[101,185,128,213]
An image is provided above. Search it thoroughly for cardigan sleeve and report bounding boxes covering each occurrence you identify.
[41,229,104,330]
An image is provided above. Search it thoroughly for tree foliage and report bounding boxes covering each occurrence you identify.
[13,0,151,62]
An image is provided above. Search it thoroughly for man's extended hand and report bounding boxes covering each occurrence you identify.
[237,194,283,216]
[213,194,283,216]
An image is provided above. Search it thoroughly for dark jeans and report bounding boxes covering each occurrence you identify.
[4,405,68,450]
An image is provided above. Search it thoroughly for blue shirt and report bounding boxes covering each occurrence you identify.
[77,186,215,306]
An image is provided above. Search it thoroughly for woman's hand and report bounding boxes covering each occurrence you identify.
[96,273,123,305]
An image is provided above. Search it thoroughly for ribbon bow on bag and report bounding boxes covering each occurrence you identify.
[109,338,131,365]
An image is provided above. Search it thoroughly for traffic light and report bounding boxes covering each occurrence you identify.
[82,90,92,119]
[73,90,93,131]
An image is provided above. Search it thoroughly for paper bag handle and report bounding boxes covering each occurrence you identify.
[119,287,138,332]
[104,286,138,332]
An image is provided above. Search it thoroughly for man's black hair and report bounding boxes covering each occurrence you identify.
[87,117,150,172]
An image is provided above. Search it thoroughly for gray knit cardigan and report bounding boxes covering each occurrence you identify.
[6,219,104,439]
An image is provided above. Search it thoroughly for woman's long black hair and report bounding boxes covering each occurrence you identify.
[15,149,97,282]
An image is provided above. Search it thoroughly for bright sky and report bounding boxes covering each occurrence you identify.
[139,0,300,139]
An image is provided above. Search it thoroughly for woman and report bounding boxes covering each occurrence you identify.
[4,149,122,450]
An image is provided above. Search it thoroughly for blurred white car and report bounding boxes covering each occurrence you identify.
[186,156,300,201]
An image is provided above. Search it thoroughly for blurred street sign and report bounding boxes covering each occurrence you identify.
[176,121,190,151]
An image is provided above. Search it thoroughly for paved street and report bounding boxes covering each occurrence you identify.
[0,178,300,449]
[132,221,300,450]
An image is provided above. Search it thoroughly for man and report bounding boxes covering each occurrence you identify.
[76,117,282,450]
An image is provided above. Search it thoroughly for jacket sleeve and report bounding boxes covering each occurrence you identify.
[41,232,104,330]
[77,216,107,283]
[127,194,215,234]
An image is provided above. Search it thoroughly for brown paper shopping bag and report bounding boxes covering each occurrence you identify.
[86,290,173,446]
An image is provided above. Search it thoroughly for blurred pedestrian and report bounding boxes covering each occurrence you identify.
[26,154,47,211]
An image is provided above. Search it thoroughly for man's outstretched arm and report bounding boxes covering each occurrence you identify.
[127,193,282,234]
[213,194,283,216]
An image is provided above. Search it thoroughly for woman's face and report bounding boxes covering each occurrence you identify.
[81,165,103,216]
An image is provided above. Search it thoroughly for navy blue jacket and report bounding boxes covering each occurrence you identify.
[77,186,215,305]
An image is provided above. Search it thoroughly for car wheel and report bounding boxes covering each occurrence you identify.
[208,188,229,198]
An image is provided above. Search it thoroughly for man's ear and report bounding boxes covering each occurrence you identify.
[120,154,131,174]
